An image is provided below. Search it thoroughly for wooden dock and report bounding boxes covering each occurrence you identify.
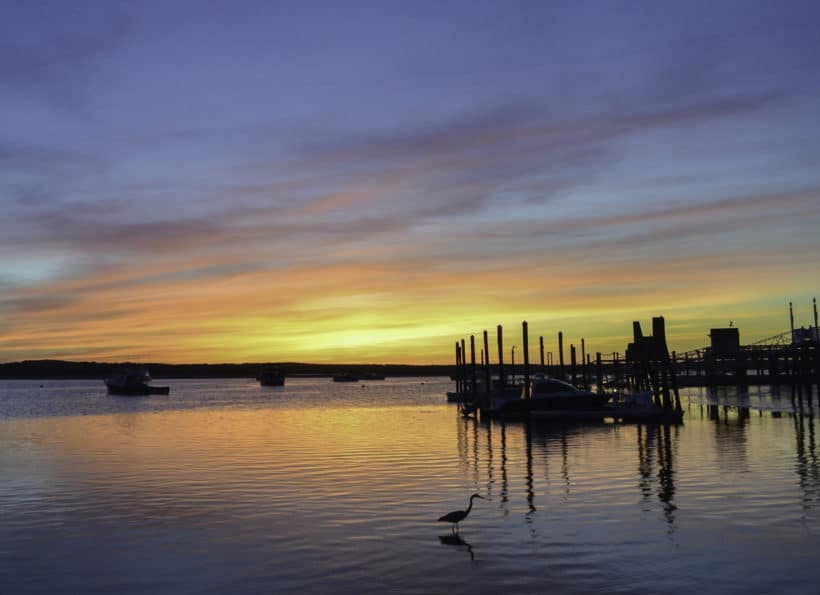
[452,316,685,422]
[449,300,819,424]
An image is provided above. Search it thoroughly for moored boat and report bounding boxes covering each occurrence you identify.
[524,389,684,423]
[447,390,469,402]
[360,372,386,380]
[105,368,169,396]
[489,377,608,417]
[257,367,285,386]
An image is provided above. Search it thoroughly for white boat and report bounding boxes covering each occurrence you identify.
[105,368,170,396]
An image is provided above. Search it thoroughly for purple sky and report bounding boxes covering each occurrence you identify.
[2,0,820,363]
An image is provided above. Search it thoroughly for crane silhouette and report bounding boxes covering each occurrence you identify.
[438,493,485,532]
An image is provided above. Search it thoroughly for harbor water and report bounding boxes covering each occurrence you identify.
[1,378,819,594]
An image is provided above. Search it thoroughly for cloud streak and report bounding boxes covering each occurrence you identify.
[1,2,819,362]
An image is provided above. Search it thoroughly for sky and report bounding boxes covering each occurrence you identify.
[1,0,819,364]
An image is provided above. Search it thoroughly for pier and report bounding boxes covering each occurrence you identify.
[451,298,819,421]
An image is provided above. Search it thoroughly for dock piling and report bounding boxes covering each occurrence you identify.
[596,352,603,393]
[455,342,462,395]
[523,321,530,398]
[558,331,565,381]
[581,338,587,389]
[484,329,490,403]
[483,330,491,401]
[790,301,795,339]
[497,325,505,390]
[461,338,467,397]
[470,335,477,400]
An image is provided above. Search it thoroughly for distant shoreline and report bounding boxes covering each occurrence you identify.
[0,359,456,380]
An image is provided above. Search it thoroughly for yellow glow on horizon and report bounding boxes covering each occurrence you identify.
[1,244,816,364]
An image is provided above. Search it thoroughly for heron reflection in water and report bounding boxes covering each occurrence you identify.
[438,533,474,560]
[438,493,485,532]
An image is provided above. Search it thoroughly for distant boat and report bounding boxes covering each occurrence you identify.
[333,373,359,382]
[105,368,169,396]
[360,372,386,380]
[257,368,285,387]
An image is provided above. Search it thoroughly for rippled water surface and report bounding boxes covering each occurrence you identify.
[2,378,820,594]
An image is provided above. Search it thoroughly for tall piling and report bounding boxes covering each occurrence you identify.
[461,338,467,396]
[539,336,545,371]
[523,321,530,398]
[470,335,477,400]
[497,325,505,390]
[558,331,565,381]
[570,344,577,386]
[790,301,795,338]
[455,342,461,394]
[581,338,587,389]
[483,330,491,401]
[596,352,603,393]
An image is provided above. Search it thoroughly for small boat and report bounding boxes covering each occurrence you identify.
[528,390,685,423]
[447,378,520,403]
[489,377,608,416]
[257,368,285,386]
[105,368,169,396]
[447,391,468,402]
[360,372,386,380]
[600,391,685,423]
[332,373,359,382]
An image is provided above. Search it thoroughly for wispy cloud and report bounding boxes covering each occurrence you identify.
[1,2,819,362]
[0,4,133,110]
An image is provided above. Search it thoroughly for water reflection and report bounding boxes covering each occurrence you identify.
[656,423,678,531]
[438,534,474,561]
[500,422,508,508]
[634,424,678,531]
[457,416,681,533]
[792,385,819,516]
[524,420,536,518]
[466,386,820,542]
[4,380,820,593]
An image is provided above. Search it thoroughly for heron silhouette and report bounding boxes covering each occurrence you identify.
[438,493,485,532]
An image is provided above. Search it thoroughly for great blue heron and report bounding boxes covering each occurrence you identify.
[438,493,485,532]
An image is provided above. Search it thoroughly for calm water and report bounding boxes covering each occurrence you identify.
[2,378,819,594]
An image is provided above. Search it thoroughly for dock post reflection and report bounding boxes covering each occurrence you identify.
[472,413,480,484]
[791,384,819,514]
[524,419,536,520]
[485,417,494,500]
[657,423,678,531]
[453,410,690,536]
[638,425,653,504]
[494,420,507,509]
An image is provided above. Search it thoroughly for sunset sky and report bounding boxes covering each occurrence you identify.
[1,1,819,364]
